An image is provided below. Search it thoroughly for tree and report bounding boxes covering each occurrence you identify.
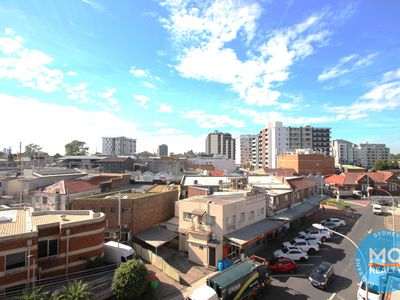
[58,280,92,300]
[373,160,390,171]
[112,260,149,300]
[65,140,89,156]
[24,143,43,158]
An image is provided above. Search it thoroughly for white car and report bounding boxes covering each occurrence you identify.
[274,246,308,261]
[283,238,320,254]
[321,218,346,227]
[296,233,323,245]
[357,282,384,300]
[299,229,332,242]
[373,204,383,215]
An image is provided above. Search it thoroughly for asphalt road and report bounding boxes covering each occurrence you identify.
[260,201,385,300]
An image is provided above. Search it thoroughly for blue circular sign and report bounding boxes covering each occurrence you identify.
[355,230,400,293]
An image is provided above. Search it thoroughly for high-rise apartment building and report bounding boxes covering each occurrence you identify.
[331,139,359,166]
[288,126,331,155]
[102,136,136,156]
[358,143,390,168]
[157,144,168,157]
[240,134,257,166]
[205,131,236,160]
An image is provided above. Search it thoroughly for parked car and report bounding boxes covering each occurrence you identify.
[299,228,331,242]
[376,199,393,207]
[373,204,383,215]
[321,218,346,227]
[274,246,308,262]
[320,221,339,230]
[267,257,297,273]
[357,281,384,300]
[308,261,335,289]
[296,233,323,245]
[282,238,320,254]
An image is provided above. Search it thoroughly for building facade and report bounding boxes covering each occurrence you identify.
[205,131,236,160]
[157,144,168,157]
[277,152,336,176]
[0,208,105,294]
[331,139,360,166]
[358,143,390,168]
[239,134,257,166]
[288,126,331,155]
[102,137,136,156]
[98,157,134,173]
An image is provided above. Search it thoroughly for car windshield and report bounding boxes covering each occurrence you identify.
[289,240,296,245]
[282,247,289,253]
[360,282,380,295]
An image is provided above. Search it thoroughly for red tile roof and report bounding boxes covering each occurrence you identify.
[208,170,226,176]
[324,174,345,186]
[286,177,316,189]
[325,171,396,186]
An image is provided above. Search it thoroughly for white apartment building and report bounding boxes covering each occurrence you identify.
[102,136,136,156]
[205,131,236,160]
[358,143,390,168]
[240,134,257,166]
[331,139,360,166]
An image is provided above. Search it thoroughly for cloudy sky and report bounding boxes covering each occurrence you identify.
[1,0,399,155]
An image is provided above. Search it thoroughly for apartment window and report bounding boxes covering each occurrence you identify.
[183,212,192,221]
[193,180,198,184]
[6,252,26,270]
[122,208,131,213]
[42,197,48,205]
[248,211,255,221]
[38,239,59,258]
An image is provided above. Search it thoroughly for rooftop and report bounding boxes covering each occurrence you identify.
[0,208,104,238]
[80,185,178,200]
[32,168,85,177]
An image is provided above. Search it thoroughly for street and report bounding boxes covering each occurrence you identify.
[257,201,385,300]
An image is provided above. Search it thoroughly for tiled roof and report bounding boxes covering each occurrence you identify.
[325,171,396,186]
[286,177,317,189]
[324,174,345,185]
[208,170,226,176]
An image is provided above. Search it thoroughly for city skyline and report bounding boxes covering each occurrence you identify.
[1,0,399,155]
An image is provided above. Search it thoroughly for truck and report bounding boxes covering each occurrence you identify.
[188,256,271,300]
[103,241,136,264]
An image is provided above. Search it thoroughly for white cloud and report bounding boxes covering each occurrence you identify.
[82,0,105,12]
[153,121,167,127]
[183,109,245,128]
[143,81,156,89]
[318,52,378,82]
[324,68,400,119]
[162,1,331,107]
[66,71,78,76]
[133,94,150,109]
[129,66,150,77]
[98,88,120,112]
[158,128,183,135]
[158,103,173,113]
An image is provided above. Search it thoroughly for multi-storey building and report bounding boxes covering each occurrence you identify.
[205,131,236,160]
[102,137,136,156]
[288,126,331,155]
[358,143,390,168]
[331,139,360,166]
[0,208,105,294]
[157,144,168,157]
[239,134,257,166]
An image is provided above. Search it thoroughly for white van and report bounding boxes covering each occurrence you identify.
[103,241,136,264]
[373,204,382,215]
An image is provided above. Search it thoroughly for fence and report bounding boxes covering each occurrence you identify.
[132,243,181,283]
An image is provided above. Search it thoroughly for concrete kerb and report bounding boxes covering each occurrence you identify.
[166,270,219,300]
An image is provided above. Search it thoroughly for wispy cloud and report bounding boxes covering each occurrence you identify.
[133,94,150,109]
[129,66,151,77]
[161,1,332,107]
[183,109,245,128]
[144,81,156,89]
[158,103,173,113]
[82,0,105,12]
[98,88,120,112]
[324,68,400,119]
[318,52,378,81]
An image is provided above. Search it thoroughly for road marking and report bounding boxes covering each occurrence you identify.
[368,228,372,234]
[327,293,336,300]
[271,273,306,278]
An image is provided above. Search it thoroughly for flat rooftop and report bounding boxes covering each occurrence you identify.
[0,208,104,237]
[81,186,178,200]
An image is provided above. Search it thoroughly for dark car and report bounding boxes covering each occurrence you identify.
[308,261,335,289]
[267,257,297,273]
[376,199,393,207]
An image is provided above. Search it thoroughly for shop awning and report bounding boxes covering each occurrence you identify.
[225,219,284,248]
[269,203,318,222]
[134,227,178,248]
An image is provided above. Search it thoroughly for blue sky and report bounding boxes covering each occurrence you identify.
[1,0,399,155]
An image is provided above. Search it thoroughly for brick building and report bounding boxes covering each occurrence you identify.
[0,208,105,294]
[277,152,335,176]
[72,185,179,243]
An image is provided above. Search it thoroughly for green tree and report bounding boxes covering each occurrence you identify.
[21,287,48,300]
[112,260,149,300]
[65,140,89,156]
[373,160,389,171]
[59,280,92,300]
[24,143,43,158]
[388,160,399,169]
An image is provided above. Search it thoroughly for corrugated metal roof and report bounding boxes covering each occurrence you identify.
[269,203,318,221]
[134,227,178,248]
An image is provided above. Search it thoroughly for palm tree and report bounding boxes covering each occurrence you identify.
[59,280,92,300]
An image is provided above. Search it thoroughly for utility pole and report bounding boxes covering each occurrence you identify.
[19,142,23,207]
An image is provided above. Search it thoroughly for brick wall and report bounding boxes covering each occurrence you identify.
[277,154,335,175]
[188,186,209,198]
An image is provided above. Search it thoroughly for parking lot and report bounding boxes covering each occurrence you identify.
[252,201,386,300]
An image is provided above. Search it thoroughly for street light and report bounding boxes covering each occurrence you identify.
[312,223,369,298]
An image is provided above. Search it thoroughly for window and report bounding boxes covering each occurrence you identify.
[199,246,204,250]
[209,216,216,225]
[248,211,255,221]
[122,208,131,213]
[218,180,223,184]
[38,239,59,258]
[239,212,245,224]
[6,252,25,270]
[284,195,289,202]
[261,207,265,216]
[275,198,280,206]
[193,180,198,184]
[183,212,192,221]
[42,197,48,205]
